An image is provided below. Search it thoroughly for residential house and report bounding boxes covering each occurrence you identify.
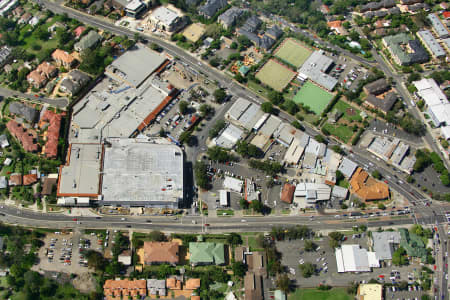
[0,47,11,67]
[365,92,397,114]
[280,183,295,204]
[8,173,22,186]
[6,120,38,152]
[12,6,23,17]
[147,279,166,296]
[189,242,225,265]
[27,70,46,88]
[118,249,132,266]
[59,70,90,96]
[48,22,66,33]
[382,33,429,66]
[218,7,244,29]
[40,110,62,158]
[124,0,147,18]
[23,173,37,185]
[327,20,347,35]
[242,15,261,33]
[52,49,76,69]
[199,0,228,19]
[0,176,7,189]
[234,246,246,262]
[166,277,182,290]
[9,102,39,123]
[185,278,201,290]
[27,62,57,89]
[18,12,31,24]
[74,30,102,52]
[103,279,147,299]
[73,26,86,39]
[28,16,40,26]
[143,241,179,265]
[41,176,58,195]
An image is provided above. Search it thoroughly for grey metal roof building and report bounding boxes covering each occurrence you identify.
[0,176,7,189]
[101,138,183,208]
[337,157,358,178]
[105,43,166,88]
[199,0,227,18]
[297,50,338,91]
[365,92,397,114]
[266,25,283,40]
[416,30,446,59]
[242,15,262,33]
[0,46,11,67]
[427,13,449,39]
[371,231,401,260]
[363,78,389,96]
[9,102,39,123]
[57,143,103,197]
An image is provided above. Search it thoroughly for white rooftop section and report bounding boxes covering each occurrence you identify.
[413,78,449,127]
[274,124,303,146]
[297,50,338,91]
[105,44,166,88]
[284,136,307,165]
[372,231,401,260]
[219,190,229,206]
[226,98,252,121]
[214,123,244,149]
[259,115,282,137]
[126,0,144,10]
[338,157,358,178]
[151,6,180,26]
[58,143,103,196]
[223,176,243,193]
[294,183,331,202]
[441,126,450,140]
[331,185,348,199]
[226,98,264,130]
[101,138,183,207]
[335,245,379,273]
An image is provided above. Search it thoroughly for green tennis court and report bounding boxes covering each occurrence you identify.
[293,81,334,114]
[255,59,297,92]
[274,38,312,68]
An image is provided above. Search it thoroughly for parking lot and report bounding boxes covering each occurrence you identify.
[332,56,368,91]
[35,230,106,275]
[277,234,425,288]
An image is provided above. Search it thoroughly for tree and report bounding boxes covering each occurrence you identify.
[377,203,386,210]
[85,250,106,271]
[392,247,408,266]
[199,104,214,118]
[282,100,299,115]
[372,170,382,180]
[159,128,166,137]
[227,233,243,245]
[314,135,327,144]
[148,230,166,242]
[298,262,316,278]
[179,100,189,115]
[291,120,304,131]
[150,42,162,52]
[268,91,284,105]
[304,240,317,252]
[239,198,249,209]
[232,261,247,277]
[207,146,233,163]
[235,141,262,158]
[250,200,263,213]
[210,57,220,67]
[275,274,291,294]
[261,102,274,114]
[331,145,344,155]
[329,232,344,248]
[230,42,238,49]
[208,120,226,138]
[194,161,209,189]
[213,88,227,103]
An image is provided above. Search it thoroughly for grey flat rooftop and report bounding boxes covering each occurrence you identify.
[372,231,401,260]
[298,50,338,90]
[417,30,446,57]
[101,138,183,207]
[338,157,358,178]
[71,77,169,143]
[427,13,449,38]
[259,115,282,137]
[226,98,252,121]
[151,6,180,26]
[105,43,166,88]
[58,143,103,196]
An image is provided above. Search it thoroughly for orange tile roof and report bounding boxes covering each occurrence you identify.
[103,279,147,298]
[443,11,450,19]
[36,62,57,78]
[143,241,179,264]
[74,26,86,38]
[280,183,295,204]
[52,49,75,65]
[191,296,201,300]
[166,278,182,290]
[185,278,201,290]
[350,168,389,201]
[40,110,62,158]
[7,120,38,152]
[23,174,37,185]
[9,174,22,186]
[327,20,343,29]
[27,70,47,87]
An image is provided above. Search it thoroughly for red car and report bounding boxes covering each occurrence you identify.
[72,218,77,221]
[204,224,210,227]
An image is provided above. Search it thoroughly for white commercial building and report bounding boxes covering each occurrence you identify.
[213,123,244,149]
[150,6,187,33]
[335,244,379,273]
[294,183,331,208]
[219,190,229,207]
[223,176,243,193]
[413,78,449,127]
[297,50,338,91]
[337,157,358,178]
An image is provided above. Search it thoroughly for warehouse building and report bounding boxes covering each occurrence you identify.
[283,133,310,165]
[213,123,244,149]
[294,182,331,208]
[101,138,183,208]
[223,176,243,193]
[225,98,265,131]
[413,78,449,127]
[371,231,401,261]
[297,50,338,91]
[335,244,379,273]
[416,30,446,59]
[337,157,358,178]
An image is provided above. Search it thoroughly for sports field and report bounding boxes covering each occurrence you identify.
[288,288,352,300]
[255,59,297,92]
[274,38,312,68]
[293,81,334,114]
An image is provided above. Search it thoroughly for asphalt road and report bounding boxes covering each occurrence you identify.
[0,87,69,108]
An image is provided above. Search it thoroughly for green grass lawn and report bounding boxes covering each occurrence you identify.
[274,38,312,68]
[217,209,234,216]
[293,82,334,114]
[289,288,352,300]
[247,80,271,99]
[333,101,362,122]
[322,123,354,143]
[256,59,297,92]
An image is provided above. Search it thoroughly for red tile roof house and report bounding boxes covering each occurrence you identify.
[51,49,76,69]
[27,62,57,88]
[40,110,62,159]
[143,241,180,265]
[6,120,38,153]
[27,70,47,88]
[23,174,37,186]
[74,26,86,39]
[8,173,22,186]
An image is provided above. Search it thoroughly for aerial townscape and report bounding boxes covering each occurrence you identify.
[0,0,448,299]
